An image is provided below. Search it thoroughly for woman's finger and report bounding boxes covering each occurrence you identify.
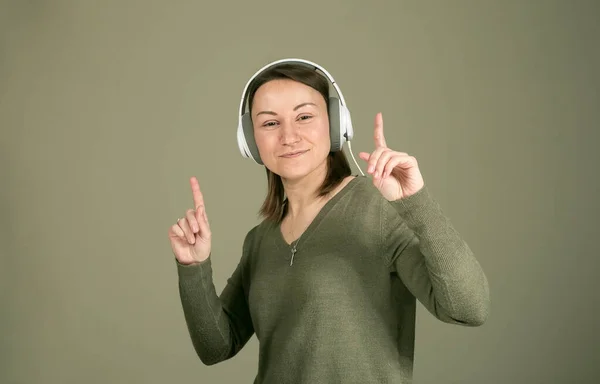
[383,153,415,179]
[195,206,211,241]
[169,222,186,241]
[185,208,199,233]
[177,217,196,244]
[190,177,205,211]
[374,149,395,179]
[367,147,388,175]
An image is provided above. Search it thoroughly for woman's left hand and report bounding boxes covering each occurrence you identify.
[359,113,425,201]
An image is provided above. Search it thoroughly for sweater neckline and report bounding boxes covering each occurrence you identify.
[274,175,363,251]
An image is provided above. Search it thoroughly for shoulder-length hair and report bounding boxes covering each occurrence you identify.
[246,63,352,223]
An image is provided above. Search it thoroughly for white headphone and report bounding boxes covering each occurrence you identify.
[236,58,359,169]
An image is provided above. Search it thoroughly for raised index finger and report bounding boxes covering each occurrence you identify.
[189,176,204,209]
[374,112,387,148]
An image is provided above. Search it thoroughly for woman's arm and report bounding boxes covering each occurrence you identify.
[176,229,256,365]
[381,186,490,326]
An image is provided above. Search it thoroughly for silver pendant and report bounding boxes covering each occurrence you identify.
[290,245,297,266]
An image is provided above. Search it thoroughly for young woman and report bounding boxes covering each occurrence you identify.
[168,59,490,383]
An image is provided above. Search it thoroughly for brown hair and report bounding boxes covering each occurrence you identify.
[246,63,352,223]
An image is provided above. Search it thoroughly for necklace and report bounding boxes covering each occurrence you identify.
[284,194,328,266]
[286,215,304,266]
[290,234,302,266]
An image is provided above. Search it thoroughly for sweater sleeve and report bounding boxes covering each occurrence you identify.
[380,185,490,326]
[175,229,256,365]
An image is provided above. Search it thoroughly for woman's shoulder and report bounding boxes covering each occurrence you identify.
[328,175,389,223]
[240,217,278,253]
[242,220,270,245]
[346,175,387,203]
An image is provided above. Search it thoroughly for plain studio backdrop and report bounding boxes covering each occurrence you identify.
[1,1,598,383]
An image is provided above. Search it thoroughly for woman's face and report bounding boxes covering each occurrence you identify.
[251,79,331,181]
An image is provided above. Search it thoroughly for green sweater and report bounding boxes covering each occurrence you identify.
[175,175,490,383]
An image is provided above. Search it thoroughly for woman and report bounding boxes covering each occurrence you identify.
[168,60,490,383]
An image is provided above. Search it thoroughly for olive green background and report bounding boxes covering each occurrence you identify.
[1,1,598,383]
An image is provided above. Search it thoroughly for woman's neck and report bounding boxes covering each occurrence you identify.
[281,165,328,219]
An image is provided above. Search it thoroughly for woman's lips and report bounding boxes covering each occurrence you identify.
[280,150,309,158]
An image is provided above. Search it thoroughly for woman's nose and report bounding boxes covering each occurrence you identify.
[279,121,300,144]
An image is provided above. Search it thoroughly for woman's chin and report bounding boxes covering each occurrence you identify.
[270,163,311,180]
[276,164,329,183]
[276,169,308,181]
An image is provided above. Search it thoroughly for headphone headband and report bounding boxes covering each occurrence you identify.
[238,58,348,118]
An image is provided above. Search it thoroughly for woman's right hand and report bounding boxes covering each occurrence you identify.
[168,176,211,264]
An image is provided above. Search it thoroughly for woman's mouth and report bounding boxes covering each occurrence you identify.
[280,150,309,158]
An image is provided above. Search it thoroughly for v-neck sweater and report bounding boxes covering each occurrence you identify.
[175,175,490,383]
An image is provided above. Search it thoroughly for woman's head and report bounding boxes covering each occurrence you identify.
[245,62,352,221]
[247,64,331,180]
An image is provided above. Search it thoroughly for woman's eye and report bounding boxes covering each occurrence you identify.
[298,115,312,121]
[263,121,277,127]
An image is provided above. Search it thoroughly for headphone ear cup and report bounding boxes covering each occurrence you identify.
[240,112,263,165]
[342,105,353,141]
[328,97,344,151]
